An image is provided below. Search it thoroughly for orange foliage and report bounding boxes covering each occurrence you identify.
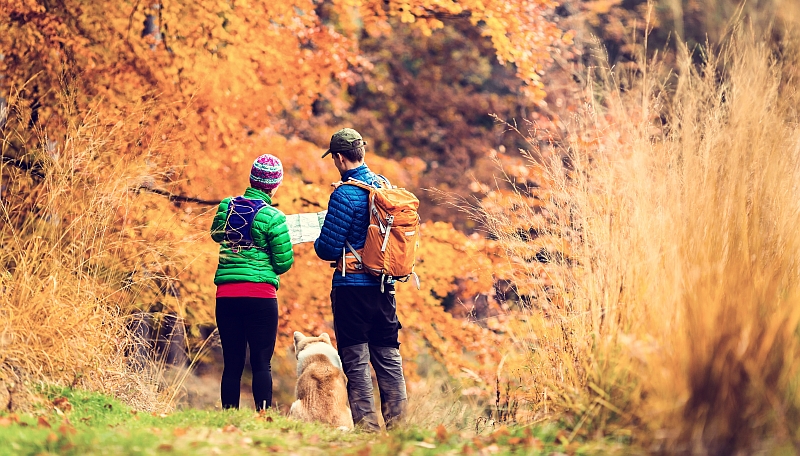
[1,0,567,399]
[2,0,565,199]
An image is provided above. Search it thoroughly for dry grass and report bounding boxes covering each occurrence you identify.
[0,97,188,412]
[484,24,800,454]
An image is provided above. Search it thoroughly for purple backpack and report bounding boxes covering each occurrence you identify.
[223,196,268,253]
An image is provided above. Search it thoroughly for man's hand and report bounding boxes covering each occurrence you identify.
[331,181,343,189]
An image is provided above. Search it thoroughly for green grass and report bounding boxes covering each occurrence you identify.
[0,387,632,455]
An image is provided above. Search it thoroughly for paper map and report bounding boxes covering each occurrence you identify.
[285,210,327,245]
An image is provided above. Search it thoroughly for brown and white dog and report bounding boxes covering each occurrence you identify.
[288,331,353,430]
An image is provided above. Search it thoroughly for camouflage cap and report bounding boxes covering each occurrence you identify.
[321,128,367,158]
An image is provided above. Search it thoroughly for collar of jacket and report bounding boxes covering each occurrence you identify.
[342,163,369,182]
[243,186,273,204]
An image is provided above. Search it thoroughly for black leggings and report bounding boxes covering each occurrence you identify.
[215,297,278,410]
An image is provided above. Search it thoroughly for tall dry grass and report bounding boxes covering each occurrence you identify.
[487,26,800,453]
[0,97,190,411]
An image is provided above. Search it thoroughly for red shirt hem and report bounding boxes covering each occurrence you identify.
[216,282,277,298]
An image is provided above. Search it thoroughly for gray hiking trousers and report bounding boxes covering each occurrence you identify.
[340,344,407,431]
[332,285,408,431]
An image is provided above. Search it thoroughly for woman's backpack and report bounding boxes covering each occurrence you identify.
[223,196,268,253]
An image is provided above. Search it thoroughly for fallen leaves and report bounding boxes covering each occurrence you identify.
[58,420,77,436]
[0,414,19,426]
[435,423,448,443]
[52,396,72,413]
[256,409,274,423]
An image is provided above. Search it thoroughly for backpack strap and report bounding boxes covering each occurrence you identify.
[341,177,382,191]
[339,240,364,277]
[223,196,268,253]
[345,240,362,262]
[342,178,387,233]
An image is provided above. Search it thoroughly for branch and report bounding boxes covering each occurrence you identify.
[299,197,323,209]
[0,155,221,206]
[137,187,221,206]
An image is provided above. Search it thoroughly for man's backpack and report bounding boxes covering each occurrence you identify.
[223,196,268,253]
[336,178,421,290]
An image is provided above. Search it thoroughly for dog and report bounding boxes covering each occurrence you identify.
[288,331,354,429]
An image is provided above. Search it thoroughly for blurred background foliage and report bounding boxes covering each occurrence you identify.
[2,0,800,451]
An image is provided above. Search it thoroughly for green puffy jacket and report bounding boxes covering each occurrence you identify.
[210,187,294,287]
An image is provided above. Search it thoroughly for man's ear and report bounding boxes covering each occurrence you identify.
[319,333,331,344]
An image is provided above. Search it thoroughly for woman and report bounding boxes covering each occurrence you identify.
[210,154,294,410]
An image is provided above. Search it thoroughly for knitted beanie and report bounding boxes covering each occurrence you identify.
[249,154,283,191]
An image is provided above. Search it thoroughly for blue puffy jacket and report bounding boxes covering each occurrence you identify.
[314,164,387,287]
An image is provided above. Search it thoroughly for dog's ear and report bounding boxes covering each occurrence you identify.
[293,331,305,346]
[319,332,331,344]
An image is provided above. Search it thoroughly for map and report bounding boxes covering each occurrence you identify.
[285,210,327,245]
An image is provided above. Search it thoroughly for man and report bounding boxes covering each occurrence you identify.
[314,128,408,431]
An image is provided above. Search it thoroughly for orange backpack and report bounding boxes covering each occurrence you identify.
[336,178,421,290]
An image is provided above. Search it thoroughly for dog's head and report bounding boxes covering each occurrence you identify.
[293,331,333,358]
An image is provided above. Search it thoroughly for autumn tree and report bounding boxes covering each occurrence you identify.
[1,0,568,408]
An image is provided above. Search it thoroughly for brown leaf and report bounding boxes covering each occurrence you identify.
[490,426,509,439]
[157,443,174,451]
[524,437,544,450]
[52,396,72,412]
[435,424,448,443]
[357,444,372,456]
[37,416,51,428]
[461,443,474,455]
[59,420,76,436]
[507,437,521,445]
[565,442,581,455]
[173,427,187,437]
[46,432,59,443]
[0,417,13,427]
[222,424,239,433]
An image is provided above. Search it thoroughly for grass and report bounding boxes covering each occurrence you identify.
[0,96,216,413]
[480,21,800,454]
[0,387,632,455]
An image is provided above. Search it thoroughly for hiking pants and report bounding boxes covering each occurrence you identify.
[332,285,408,431]
[215,297,278,410]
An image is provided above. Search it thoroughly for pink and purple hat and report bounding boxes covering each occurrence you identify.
[250,154,283,191]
